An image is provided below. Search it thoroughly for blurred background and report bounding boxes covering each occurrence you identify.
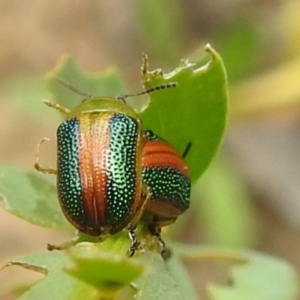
[0,1,300,299]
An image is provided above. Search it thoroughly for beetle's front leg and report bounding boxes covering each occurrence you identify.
[34,137,57,175]
[42,100,70,114]
[127,186,152,257]
[128,226,139,257]
[130,185,152,227]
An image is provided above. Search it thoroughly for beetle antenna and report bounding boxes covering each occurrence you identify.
[182,142,192,159]
[56,78,178,103]
[56,78,93,99]
[117,82,178,102]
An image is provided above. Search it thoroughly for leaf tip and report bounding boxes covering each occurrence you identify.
[44,54,75,82]
[204,43,218,61]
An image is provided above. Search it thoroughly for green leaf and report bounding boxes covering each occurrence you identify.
[208,252,300,300]
[135,252,199,300]
[65,235,199,299]
[2,252,83,300]
[2,238,199,300]
[139,45,228,182]
[176,245,300,300]
[65,241,144,292]
[0,165,70,229]
[1,76,52,116]
[45,55,127,109]
[2,250,127,300]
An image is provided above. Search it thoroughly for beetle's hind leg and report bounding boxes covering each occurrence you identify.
[34,137,57,175]
[148,224,172,260]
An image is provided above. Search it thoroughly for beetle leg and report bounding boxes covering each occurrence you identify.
[34,137,57,175]
[148,224,165,253]
[128,226,139,257]
[148,224,172,260]
[127,187,152,256]
[141,53,149,77]
[42,100,70,114]
[130,185,152,228]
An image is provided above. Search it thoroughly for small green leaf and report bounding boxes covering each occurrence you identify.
[2,252,83,300]
[45,55,127,109]
[208,252,300,300]
[0,165,70,229]
[65,235,199,299]
[175,245,300,300]
[139,44,228,182]
[66,241,144,292]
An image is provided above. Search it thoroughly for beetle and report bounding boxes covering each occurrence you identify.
[35,81,191,256]
[141,130,191,256]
